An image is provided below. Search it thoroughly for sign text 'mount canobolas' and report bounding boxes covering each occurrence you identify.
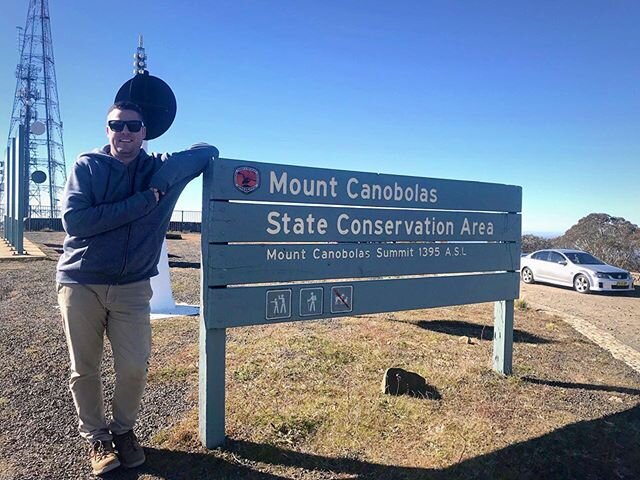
[269,171,439,205]
[211,158,522,212]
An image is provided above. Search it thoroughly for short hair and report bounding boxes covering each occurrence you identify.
[107,101,145,122]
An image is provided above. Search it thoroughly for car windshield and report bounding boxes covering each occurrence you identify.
[565,252,604,265]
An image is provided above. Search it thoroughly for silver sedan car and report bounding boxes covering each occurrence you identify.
[520,249,635,294]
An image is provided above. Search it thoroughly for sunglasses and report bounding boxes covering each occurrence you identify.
[108,120,144,133]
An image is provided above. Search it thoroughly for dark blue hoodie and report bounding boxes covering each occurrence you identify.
[56,143,218,285]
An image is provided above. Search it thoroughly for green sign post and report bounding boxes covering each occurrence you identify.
[2,125,26,254]
[199,158,521,448]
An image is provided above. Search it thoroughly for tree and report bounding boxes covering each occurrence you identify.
[552,213,640,271]
[521,234,552,253]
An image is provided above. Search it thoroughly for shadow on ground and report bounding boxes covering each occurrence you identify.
[522,376,640,396]
[531,282,640,298]
[620,286,640,298]
[414,319,551,344]
[104,385,639,480]
[168,261,201,269]
[592,285,640,299]
[43,242,63,254]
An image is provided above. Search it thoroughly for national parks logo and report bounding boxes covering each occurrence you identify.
[234,166,259,194]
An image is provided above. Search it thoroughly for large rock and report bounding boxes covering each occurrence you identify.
[381,367,440,399]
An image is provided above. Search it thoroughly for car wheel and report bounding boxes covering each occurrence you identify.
[573,274,590,294]
[521,267,535,284]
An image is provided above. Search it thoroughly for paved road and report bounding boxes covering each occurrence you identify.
[0,237,47,259]
[520,281,640,371]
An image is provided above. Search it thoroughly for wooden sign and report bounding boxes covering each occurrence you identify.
[199,157,521,448]
[207,242,520,286]
[207,203,520,243]
[210,158,521,211]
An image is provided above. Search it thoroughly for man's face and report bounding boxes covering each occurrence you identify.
[106,108,146,163]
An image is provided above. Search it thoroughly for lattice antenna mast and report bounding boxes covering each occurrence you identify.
[6,0,67,217]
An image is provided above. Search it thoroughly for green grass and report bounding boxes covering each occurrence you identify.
[515,298,530,311]
[148,364,197,383]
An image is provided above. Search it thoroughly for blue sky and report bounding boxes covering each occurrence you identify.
[1,1,638,235]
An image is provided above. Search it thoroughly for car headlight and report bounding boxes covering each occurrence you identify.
[593,272,608,278]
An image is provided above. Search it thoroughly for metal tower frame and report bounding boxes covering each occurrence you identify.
[5,0,67,218]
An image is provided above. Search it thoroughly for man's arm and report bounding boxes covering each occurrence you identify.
[62,161,158,237]
[148,144,219,194]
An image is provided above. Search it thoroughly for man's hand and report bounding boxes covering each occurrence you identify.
[150,188,161,203]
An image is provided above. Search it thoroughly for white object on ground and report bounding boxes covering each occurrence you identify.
[150,240,178,313]
[150,303,199,320]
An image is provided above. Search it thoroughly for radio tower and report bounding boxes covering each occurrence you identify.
[5,0,67,217]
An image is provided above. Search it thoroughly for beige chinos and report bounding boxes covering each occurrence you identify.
[58,280,153,443]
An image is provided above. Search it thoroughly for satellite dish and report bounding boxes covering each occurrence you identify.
[31,121,46,135]
[115,72,177,140]
[31,170,47,184]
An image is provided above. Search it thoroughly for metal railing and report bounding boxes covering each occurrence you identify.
[168,210,202,232]
[28,205,62,218]
[21,207,203,232]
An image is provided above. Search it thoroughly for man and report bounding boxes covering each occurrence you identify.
[56,101,217,475]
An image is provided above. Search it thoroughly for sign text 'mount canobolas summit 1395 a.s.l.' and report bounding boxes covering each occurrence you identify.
[196,157,522,448]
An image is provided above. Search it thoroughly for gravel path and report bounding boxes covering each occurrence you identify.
[520,281,640,353]
[0,233,197,480]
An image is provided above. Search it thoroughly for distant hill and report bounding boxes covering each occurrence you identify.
[522,213,640,271]
[523,230,564,239]
[521,234,553,253]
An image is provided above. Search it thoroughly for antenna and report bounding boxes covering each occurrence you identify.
[3,0,67,218]
[134,34,148,75]
[115,38,176,141]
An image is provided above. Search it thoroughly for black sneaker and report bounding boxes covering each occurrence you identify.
[89,440,121,475]
[112,430,145,468]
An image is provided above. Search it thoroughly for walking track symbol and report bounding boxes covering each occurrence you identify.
[299,287,323,317]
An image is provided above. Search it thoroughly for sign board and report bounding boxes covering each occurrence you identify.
[199,157,521,448]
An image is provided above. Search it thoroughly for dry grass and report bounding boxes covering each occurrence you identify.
[145,298,640,478]
[514,298,529,311]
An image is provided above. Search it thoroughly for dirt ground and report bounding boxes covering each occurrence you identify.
[520,281,640,352]
[1,232,639,480]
